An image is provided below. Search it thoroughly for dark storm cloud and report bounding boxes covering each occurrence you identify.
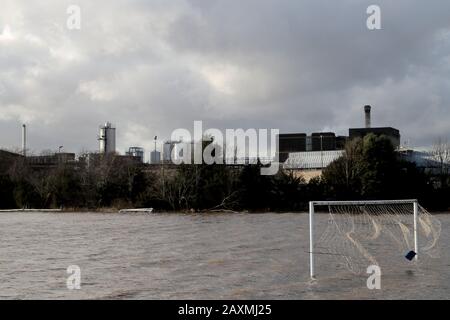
[0,0,449,157]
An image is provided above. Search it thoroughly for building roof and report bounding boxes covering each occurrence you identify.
[0,149,23,173]
[399,148,450,168]
[283,150,344,169]
[349,127,400,136]
[284,147,450,171]
[0,149,23,157]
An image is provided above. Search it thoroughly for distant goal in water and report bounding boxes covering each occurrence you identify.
[309,200,441,279]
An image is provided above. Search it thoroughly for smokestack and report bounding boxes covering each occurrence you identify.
[22,124,27,157]
[364,105,371,128]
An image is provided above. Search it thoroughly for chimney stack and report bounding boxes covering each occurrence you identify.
[364,105,371,128]
[22,124,27,157]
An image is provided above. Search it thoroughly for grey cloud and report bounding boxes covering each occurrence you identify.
[1,0,450,158]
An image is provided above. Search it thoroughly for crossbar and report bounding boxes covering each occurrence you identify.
[311,199,417,206]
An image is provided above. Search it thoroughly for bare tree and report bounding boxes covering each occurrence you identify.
[162,168,197,211]
[431,138,450,187]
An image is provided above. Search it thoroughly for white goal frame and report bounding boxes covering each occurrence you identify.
[309,199,419,279]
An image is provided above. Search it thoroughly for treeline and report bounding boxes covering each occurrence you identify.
[0,155,155,210]
[0,134,449,211]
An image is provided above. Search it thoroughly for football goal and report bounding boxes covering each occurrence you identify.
[309,200,441,279]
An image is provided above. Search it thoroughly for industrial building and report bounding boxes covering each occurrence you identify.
[0,149,23,173]
[163,141,177,163]
[399,147,450,174]
[126,147,145,163]
[279,105,401,161]
[349,127,400,148]
[335,136,348,150]
[26,153,76,167]
[277,133,307,162]
[277,132,340,162]
[284,150,344,170]
[162,140,194,164]
[280,105,402,180]
[283,150,344,181]
[348,105,401,148]
[311,132,337,151]
[0,107,404,178]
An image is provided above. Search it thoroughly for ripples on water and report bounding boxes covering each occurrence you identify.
[0,212,448,299]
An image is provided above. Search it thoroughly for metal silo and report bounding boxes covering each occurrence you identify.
[150,150,161,164]
[99,122,116,154]
[163,141,175,162]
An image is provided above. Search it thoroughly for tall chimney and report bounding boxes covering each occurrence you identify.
[22,124,27,157]
[364,105,371,128]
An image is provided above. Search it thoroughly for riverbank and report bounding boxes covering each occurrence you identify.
[0,208,63,212]
[1,207,449,214]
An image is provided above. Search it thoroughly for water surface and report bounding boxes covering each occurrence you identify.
[0,212,448,299]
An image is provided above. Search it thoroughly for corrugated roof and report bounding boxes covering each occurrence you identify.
[283,150,344,169]
[284,148,450,170]
[400,149,450,168]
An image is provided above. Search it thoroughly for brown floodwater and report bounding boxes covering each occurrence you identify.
[0,212,448,299]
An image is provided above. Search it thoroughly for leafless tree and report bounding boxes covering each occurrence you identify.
[431,138,450,186]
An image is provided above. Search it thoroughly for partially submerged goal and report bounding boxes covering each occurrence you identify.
[309,200,441,279]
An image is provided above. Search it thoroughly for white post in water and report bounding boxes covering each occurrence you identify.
[309,201,315,279]
[413,201,418,260]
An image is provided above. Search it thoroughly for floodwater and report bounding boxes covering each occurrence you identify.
[0,212,448,299]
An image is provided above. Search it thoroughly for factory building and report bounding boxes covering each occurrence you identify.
[162,140,196,163]
[277,133,307,162]
[284,150,344,170]
[278,132,339,162]
[0,149,23,174]
[349,127,400,148]
[336,136,348,149]
[348,105,401,148]
[283,150,344,181]
[126,147,145,163]
[278,132,340,162]
[162,141,178,163]
[280,105,402,181]
[279,105,401,164]
[399,147,450,178]
[311,132,336,151]
[26,153,76,168]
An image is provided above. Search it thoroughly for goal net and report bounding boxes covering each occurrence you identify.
[309,200,441,278]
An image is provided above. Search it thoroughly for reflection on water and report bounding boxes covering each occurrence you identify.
[0,212,448,299]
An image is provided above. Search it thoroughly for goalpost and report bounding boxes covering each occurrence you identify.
[308,199,442,279]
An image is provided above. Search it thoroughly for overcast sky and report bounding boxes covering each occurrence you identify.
[1,0,450,158]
